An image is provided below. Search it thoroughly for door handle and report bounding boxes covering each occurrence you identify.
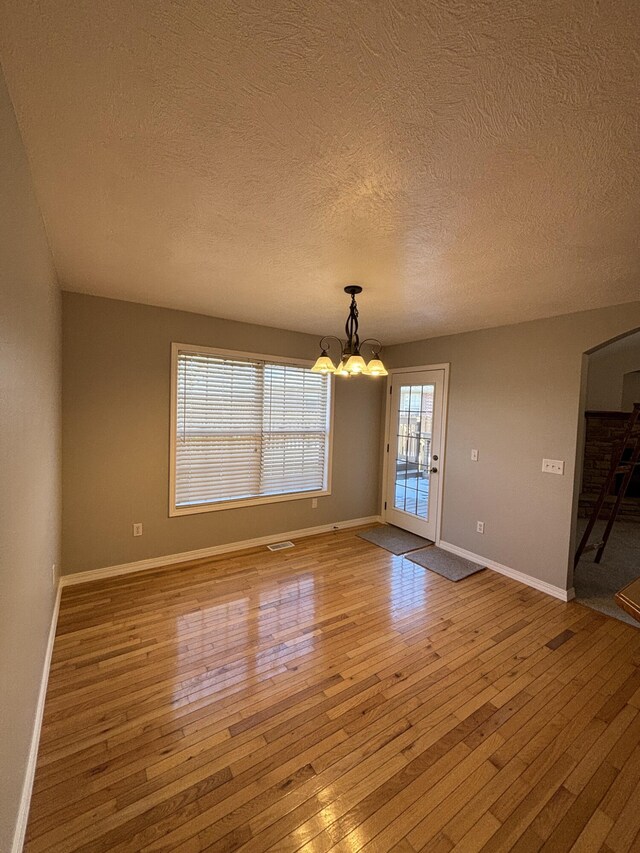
[430,467,438,473]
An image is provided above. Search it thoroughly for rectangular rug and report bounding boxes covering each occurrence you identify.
[358,524,434,555]
[406,546,485,581]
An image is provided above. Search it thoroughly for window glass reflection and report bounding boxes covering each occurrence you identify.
[394,384,434,519]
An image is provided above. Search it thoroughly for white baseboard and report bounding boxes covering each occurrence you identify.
[60,516,383,587]
[438,540,575,602]
[12,581,61,853]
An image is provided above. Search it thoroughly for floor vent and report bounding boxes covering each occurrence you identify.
[267,541,295,552]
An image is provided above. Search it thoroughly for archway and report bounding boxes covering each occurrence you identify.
[570,326,640,623]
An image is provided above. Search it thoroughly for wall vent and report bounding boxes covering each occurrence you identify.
[267,541,295,552]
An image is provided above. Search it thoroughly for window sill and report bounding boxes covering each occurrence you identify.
[169,487,331,517]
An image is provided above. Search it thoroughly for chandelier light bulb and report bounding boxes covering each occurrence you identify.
[344,354,367,374]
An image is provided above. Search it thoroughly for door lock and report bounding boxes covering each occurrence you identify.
[430,467,438,473]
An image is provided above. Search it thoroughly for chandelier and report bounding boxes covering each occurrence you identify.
[311,286,388,377]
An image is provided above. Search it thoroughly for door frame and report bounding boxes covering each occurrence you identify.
[381,363,450,545]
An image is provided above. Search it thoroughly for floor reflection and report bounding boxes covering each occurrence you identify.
[175,598,250,703]
[174,572,318,703]
[389,556,427,621]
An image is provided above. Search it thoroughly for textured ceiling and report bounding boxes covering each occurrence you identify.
[1,0,639,344]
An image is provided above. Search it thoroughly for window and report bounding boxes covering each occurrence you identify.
[170,343,332,515]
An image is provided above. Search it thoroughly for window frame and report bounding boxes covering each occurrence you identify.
[169,342,334,517]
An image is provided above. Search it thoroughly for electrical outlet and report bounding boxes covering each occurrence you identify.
[471,449,479,461]
[133,523,143,537]
[476,521,484,534]
[542,459,564,475]
[311,498,318,509]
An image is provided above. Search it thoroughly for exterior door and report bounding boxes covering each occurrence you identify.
[385,369,445,541]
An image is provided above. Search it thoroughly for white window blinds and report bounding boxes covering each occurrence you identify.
[174,348,331,510]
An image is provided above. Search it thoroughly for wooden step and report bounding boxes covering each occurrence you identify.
[581,541,605,554]
[614,462,640,474]
[616,577,640,623]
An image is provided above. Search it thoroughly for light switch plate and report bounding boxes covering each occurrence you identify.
[542,459,564,475]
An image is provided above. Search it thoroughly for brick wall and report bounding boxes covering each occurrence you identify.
[579,411,640,521]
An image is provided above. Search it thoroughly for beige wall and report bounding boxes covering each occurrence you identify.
[385,305,640,591]
[62,293,384,574]
[586,330,640,411]
[0,67,60,850]
[62,293,640,593]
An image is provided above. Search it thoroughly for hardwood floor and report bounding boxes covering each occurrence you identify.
[26,526,640,852]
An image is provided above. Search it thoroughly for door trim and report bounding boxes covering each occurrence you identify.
[381,363,450,545]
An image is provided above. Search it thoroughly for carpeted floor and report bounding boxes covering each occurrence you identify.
[574,519,640,627]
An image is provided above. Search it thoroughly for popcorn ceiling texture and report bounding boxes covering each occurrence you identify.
[0,0,639,343]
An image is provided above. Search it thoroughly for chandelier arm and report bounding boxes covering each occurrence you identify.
[319,335,345,354]
[359,338,383,356]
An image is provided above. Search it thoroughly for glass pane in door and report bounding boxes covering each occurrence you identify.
[394,384,434,519]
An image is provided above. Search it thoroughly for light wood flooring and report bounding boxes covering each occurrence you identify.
[26,526,640,852]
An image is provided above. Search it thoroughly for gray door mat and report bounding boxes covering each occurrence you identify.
[358,524,433,555]
[406,546,485,581]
